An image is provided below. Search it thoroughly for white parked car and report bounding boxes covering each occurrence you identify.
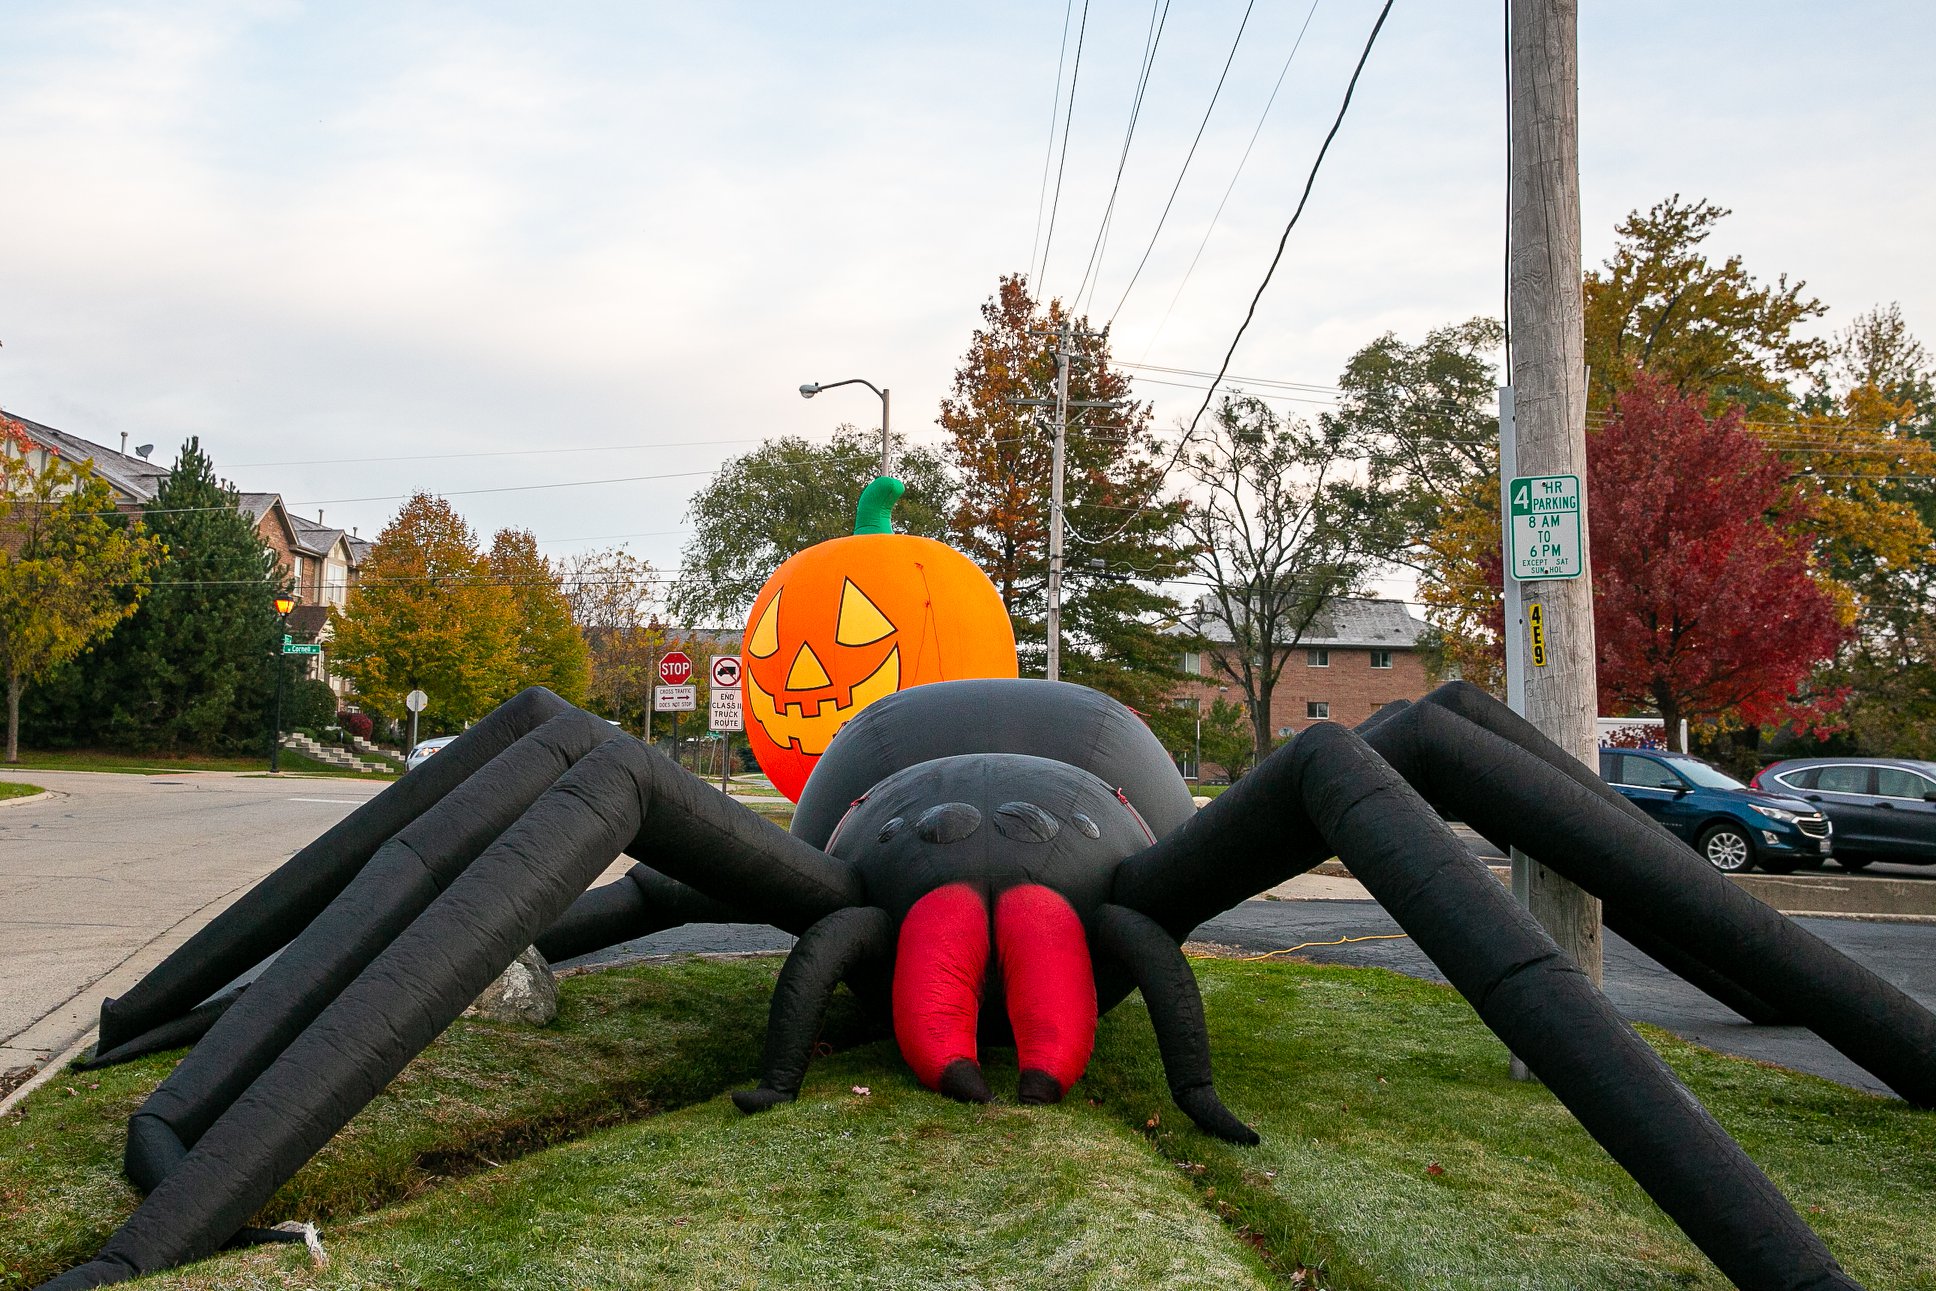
[405,735,457,773]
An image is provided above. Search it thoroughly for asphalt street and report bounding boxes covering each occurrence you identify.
[0,771,386,1072]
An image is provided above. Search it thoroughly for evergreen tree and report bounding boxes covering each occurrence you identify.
[27,438,278,752]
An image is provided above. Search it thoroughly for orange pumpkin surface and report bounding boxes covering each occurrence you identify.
[742,477,1016,801]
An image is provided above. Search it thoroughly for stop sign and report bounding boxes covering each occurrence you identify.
[658,651,693,686]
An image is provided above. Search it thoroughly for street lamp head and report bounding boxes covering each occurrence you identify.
[273,593,297,616]
[798,383,821,399]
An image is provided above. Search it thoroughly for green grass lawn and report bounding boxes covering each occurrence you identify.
[2,957,1930,1290]
[6,748,396,780]
[0,781,43,801]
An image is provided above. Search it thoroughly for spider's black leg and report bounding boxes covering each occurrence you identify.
[732,906,894,1113]
[41,737,863,1291]
[1360,700,1792,1026]
[1115,723,1861,1291]
[1092,904,1257,1145]
[94,686,580,1057]
[536,863,745,962]
[1372,681,1936,1105]
[121,710,620,1191]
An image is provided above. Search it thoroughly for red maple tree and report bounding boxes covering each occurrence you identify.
[1589,372,1849,740]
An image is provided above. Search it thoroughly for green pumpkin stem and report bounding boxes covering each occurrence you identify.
[853,476,904,535]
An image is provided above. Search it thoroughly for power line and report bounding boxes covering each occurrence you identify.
[1072,0,1172,312]
[1028,0,1081,286]
[1106,0,1261,326]
[1181,0,1393,445]
[1136,0,1323,357]
[1037,0,1094,292]
[227,436,778,469]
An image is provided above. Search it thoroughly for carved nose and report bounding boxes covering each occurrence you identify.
[787,642,832,689]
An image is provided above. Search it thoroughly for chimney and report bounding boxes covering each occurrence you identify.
[318,510,324,524]
[120,432,128,455]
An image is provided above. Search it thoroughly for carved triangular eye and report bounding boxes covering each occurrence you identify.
[749,590,781,658]
[835,579,895,647]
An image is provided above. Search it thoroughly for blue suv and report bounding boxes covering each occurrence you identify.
[1597,747,1832,874]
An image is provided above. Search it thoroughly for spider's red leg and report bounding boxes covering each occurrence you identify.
[892,883,992,1102]
[994,884,1097,1104]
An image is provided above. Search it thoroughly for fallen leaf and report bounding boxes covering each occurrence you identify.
[1425,1162,1445,1177]
[1144,1112,1161,1129]
[851,1085,870,1097]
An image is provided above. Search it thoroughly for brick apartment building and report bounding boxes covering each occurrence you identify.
[1175,596,1432,778]
[3,411,368,692]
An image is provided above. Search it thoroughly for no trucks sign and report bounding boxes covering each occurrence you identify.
[1508,474,1583,581]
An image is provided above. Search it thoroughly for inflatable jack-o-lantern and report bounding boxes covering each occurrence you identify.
[743,476,1016,801]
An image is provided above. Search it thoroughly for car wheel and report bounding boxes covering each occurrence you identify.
[1698,824,1756,874]
[1837,854,1875,871]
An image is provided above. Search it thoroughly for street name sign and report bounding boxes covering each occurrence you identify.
[282,642,323,656]
[654,684,696,712]
[1507,474,1583,580]
[658,652,694,686]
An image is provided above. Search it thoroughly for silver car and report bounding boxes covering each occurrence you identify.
[405,735,457,773]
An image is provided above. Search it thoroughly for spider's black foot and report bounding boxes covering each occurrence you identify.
[937,1057,993,1104]
[1174,1084,1260,1145]
[731,1086,796,1114]
[1016,1068,1064,1105]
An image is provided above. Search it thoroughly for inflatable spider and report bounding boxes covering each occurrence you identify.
[40,679,1936,1291]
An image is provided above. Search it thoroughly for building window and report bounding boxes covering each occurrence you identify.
[1370,649,1393,669]
[1306,701,1329,719]
[1307,648,1329,667]
[1180,652,1202,675]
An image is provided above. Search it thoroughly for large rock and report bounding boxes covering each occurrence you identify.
[464,946,558,1025]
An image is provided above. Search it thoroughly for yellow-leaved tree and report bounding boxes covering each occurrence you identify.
[487,527,590,705]
[0,420,163,761]
[328,493,520,732]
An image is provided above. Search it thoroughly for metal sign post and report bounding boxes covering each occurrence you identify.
[710,656,743,793]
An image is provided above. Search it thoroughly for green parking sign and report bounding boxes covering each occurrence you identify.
[1508,474,1582,580]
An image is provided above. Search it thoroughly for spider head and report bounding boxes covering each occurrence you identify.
[826,752,1153,920]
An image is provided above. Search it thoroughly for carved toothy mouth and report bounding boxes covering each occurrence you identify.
[745,645,900,756]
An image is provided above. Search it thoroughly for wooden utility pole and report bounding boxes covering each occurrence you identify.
[1506,0,1602,987]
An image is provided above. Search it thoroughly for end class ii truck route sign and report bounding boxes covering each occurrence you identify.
[1508,474,1583,581]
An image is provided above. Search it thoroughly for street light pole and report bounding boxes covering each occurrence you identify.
[799,378,892,477]
[269,593,296,772]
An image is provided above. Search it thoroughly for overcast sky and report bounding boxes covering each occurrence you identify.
[2,1,1930,603]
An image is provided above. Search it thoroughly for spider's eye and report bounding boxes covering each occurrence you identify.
[915,802,982,844]
[877,816,905,843]
[1069,812,1101,839]
[994,802,1059,843]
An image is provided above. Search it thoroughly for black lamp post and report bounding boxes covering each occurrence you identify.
[270,593,296,771]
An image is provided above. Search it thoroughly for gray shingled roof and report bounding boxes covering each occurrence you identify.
[236,492,283,527]
[1190,595,1426,649]
[4,411,170,501]
[288,513,350,559]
